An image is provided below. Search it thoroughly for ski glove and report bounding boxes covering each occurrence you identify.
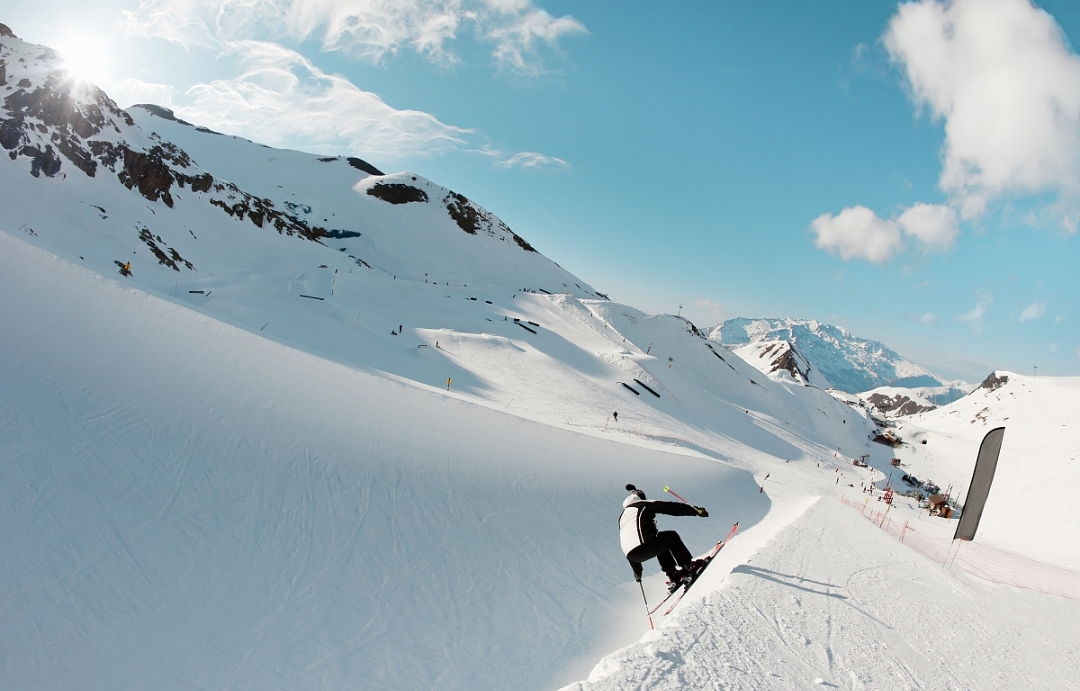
[695,506,708,517]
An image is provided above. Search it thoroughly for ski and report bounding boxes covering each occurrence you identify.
[646,521,739,617]
[662,521,739,616]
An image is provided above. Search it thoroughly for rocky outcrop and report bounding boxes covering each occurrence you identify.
[367,182,429,204]
[347,157,383,176]
[866,392,936,417]
[445,190,535,251]
[978,372,1008,392]
[0,36,328,243]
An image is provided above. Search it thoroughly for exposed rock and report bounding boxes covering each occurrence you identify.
[444,190,536,252]
[979,372,1008,392]
[119,146,181,206]
[367,182,429,205]
[0,118,21,149]
[137,227,193,271]
[24,144,62,177]
[347,157,383,176]
[2,66,136,179]
[866,392,936,417]
[0,23,16,39]
[444,191,480,234]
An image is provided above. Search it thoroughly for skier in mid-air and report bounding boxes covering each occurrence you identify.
[619,484,709,592]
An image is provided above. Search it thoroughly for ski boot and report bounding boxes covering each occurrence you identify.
[686,558,709,576]
[665,570,688,594]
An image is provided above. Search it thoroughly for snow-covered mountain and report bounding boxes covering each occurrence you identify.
[0,27,598,302]
[725,339,832,388]
[711,317,970,402]
[4,25,1080,691]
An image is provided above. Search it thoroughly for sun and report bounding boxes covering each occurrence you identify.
[51,33,112,88]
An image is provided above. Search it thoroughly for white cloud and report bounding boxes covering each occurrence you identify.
[120,2,577,163]
[956,292,993,334]
[125,0,586,77]
[693,298,728,322]
[811,202,957,263]
[918,311,939,327]
[1019,301,1046,322]
[495,151,568,170]
[123,0,220,49]
[896,202,959,251]
[485,6,587,78]
[175,41,476,160]
[109,78,179,109]
[811,206,904,263]
[883,0,1080,223]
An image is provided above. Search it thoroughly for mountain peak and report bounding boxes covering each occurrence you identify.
[709,317,965,397]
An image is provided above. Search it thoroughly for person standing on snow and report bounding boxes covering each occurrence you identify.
[619,484,708,592]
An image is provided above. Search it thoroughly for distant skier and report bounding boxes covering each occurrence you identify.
[619,484,708,593]
[613,411,618,422]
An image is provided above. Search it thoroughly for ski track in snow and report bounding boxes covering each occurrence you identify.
[564,493,1080,691]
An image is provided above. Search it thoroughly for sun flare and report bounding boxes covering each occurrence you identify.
[51,33,111,87]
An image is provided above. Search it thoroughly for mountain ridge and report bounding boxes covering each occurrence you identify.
[710,316,971,401]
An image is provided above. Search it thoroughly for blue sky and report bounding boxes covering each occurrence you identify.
[7,0,1080,382]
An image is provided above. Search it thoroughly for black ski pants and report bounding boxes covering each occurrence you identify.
[626,530,692,575]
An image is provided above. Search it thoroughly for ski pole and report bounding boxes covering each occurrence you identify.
[639,580,654,630]
[663,486,691,505]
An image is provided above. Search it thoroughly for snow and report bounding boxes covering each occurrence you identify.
[0,232,761,690]
[891,372,1080,571]
[3,29,1080,689]
[563,493,1080,691]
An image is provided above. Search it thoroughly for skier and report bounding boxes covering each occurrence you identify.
[619,484,708,592]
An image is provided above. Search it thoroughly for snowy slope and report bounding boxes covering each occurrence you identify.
[890,372,1080,571]
[0,232,764,691]
[562,492,1080,691]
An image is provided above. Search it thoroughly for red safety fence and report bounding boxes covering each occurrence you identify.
[840,495,1080,600]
